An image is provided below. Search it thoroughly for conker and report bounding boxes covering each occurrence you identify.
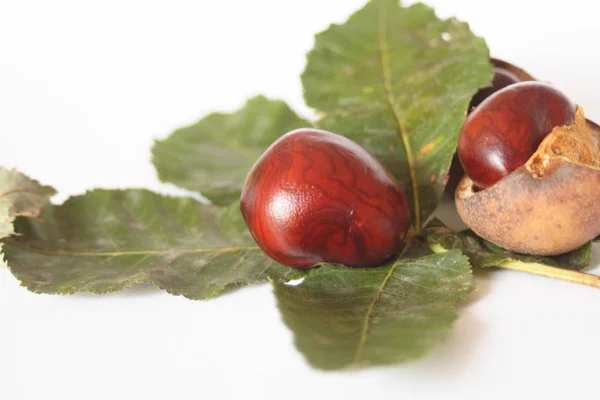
[458,81,576,189]
[240,128,410,268]
[446,58,531,195]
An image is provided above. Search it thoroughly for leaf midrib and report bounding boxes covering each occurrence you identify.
[353,233,415,365]
[353,261,398,364]
[377,0,420,230]
[3,238,260,257]
[0,188,43,199]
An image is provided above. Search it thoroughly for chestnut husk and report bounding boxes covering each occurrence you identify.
[456,108,600,256]
[488,58,535,82]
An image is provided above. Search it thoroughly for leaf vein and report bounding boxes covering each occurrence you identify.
[377,0,421,230]
[3,237,260,257]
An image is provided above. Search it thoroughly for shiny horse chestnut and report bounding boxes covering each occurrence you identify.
[446,59,526,195]
[458,81,576,189]
[240,128,410,268]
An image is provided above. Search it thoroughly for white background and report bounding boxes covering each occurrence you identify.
[1,0,600,399]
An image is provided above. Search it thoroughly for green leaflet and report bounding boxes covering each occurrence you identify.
[302,0,492,228]
[426,227,593,272]
[0,168,55,258]
[274,250,474,370]
[152,96,311,205]
[3,189,304,298]
[0,201,11,240]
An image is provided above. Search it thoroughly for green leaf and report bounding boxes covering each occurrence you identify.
[426,227,593,271]
[152,96,311,205]
[549,245,592,271]
[2,189,304,298]
[302,0,492,228]
[0,168,55,257]
[274,250,474,370]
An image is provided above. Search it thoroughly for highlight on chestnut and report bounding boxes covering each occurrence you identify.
[240,128,411,269]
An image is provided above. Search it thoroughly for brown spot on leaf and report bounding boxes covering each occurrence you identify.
[420,139,441,155]
[312,333,335,346]
[341,65,356,77]
[365,57,378,66]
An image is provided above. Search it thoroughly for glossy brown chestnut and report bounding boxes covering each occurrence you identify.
[240,128,410,268]
[446,59,530,195]
[458,81,576,189]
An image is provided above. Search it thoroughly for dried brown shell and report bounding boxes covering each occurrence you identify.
[490,58,535,82]
[456,107,600,256]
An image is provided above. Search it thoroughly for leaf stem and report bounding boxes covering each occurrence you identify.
[429,244,600,289]
[378,0,421,232]
[496,260,600,289]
